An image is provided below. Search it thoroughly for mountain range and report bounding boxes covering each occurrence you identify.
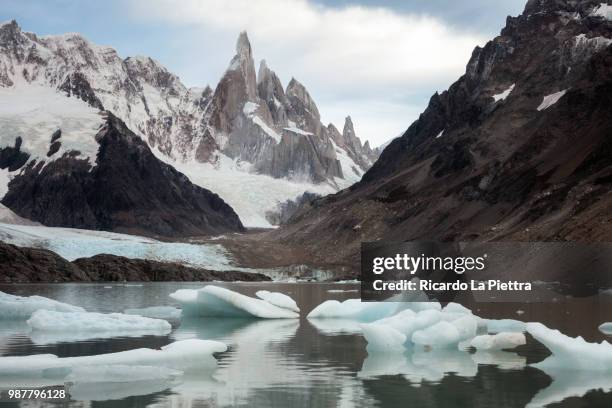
[0,21,377,231]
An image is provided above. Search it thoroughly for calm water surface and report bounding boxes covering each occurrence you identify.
[0,282,611,408]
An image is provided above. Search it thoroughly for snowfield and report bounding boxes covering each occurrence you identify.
[0,84,104,166]
[537,89,567,111]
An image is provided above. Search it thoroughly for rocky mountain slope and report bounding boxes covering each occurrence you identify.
[1,105,244,237]
[0,22,377,227]
[274,0,612,269]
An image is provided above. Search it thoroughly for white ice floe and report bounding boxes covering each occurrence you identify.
[599,322,612,335]
[255,290,300,313]
[0,291,84,320]
[27,310,172,334]
[0,339,226,376]
[528,322,612,371]
[307,298,405,322]
[470,332,526,351]
[537,90,567,111]
[170,286,299,318]
[124,306,183,320]
[492,83,515,102]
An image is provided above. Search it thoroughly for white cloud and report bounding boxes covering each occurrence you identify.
[126,0,487,146]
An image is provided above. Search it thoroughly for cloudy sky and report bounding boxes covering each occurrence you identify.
[1,0,526,146]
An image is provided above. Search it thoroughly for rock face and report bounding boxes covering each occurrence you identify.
[275,0,612,267]
[0,241,270,283]
[1,113,244,237]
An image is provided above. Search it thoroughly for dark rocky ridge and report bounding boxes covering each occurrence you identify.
[0,241,270,283]
[273,0,612,269]
[1,113,245,237]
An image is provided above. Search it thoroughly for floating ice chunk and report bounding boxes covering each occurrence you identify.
[327,289,359,293]
[0,291,85,320]
[27,310,172,334]
[492,83,515,102]
[599,322,612,335]
[124,306,182,320]
[255,290,300,313]
[412,321,461,348]
[0,339,227,376]
[307,299,404,321]
[537,90,567,111]
[485,318,526,333]
[442,302,472,315]
[360,323,407,352]
[170,286,299,318]
[307,318,364,335]
[471,332,526,350]
[528,322,612,371]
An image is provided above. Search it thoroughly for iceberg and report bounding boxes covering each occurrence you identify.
[27,310,172,334]
[527,322,612,371]
[307,299,404,321]
[360,323,406,352]
[470,332,526,351]
[170,286,299,318]
[124,306,183,320]
[255,290,300,313]
[0,291,84,319]
[0,339,227,376]
[598,322,612,335]
[412,321,462,348]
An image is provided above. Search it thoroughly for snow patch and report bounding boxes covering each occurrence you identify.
[435,130,445,139]
[492,83,515,102]
[0,84,104,167]
[537,90,567,111]
[284,126,313,136]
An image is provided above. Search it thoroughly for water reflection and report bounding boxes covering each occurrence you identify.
[0,283,611,407]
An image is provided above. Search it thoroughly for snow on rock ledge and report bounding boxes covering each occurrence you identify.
[170,286,299,318]
[537,90,567,111]
[0,339,227,375]
[0,291,84,319]
[27,310,172,334]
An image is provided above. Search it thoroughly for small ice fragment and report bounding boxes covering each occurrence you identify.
[598,322,612,335]
[471,332,526,350]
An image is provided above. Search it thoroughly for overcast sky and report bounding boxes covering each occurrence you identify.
[1,0,526,146]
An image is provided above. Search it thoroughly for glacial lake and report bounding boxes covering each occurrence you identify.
[1,282,611,408]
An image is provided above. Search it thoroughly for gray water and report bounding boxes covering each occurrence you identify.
[0,282,611,408]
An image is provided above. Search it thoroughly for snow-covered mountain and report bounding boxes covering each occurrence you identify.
[0,21,377,227]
